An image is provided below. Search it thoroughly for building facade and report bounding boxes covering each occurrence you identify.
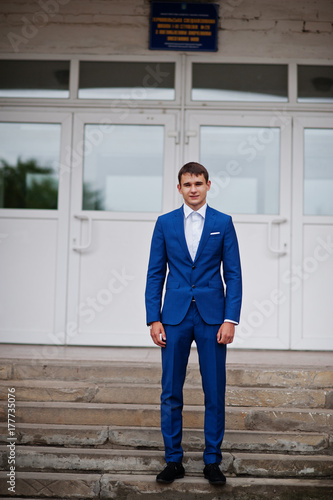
[0,0,332,350]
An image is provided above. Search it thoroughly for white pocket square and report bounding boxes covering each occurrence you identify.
[210,232,220,235]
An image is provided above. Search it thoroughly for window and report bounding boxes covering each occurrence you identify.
[192,63,288,102]
[298,65,333,103]
[79,61,175,100]
[0,60,70,98]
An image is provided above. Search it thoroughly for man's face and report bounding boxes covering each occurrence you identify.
[177,173,211,211]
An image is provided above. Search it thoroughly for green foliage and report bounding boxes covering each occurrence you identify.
[0,158,58,209]
[0,157,104,211]
[82,182,104,211]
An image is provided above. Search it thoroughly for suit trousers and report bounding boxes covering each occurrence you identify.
[161,301,227,465]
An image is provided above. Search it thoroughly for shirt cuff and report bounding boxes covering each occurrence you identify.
[224,319,238,325]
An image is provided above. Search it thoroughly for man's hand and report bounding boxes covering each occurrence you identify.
[150,321,166,347]
[217,322,235,344]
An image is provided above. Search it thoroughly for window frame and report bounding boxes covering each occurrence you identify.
[0,54,182,108]
[0,53,332,113]
[185,55,333,112]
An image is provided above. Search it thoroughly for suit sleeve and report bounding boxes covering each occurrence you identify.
[145,216,167,325]
[222,216,242,324]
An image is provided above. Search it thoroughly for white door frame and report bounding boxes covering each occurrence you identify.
[291,115,333,350]
[65,110,179,345]
[0,110,73,344]
[184,110,292,349]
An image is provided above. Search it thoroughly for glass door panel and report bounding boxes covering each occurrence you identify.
[82,124,165,212]
[200,126,280,215]
[303,128,333,216]
[0,122,61,209]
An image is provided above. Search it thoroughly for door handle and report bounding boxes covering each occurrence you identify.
[185,130,197,144]
[267,218,287,256]
[168,130,180,144]
[73,214,92,251]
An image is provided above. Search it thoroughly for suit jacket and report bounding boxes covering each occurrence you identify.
[145,205,242,326]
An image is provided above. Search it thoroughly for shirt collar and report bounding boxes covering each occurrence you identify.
[183,202,207,219]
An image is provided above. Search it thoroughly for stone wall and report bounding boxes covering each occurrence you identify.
[0,0,332,59]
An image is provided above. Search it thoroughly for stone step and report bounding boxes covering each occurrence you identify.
[1,472,333,500]
[1,423,331,455]
[0,379,329,408]
[1,446,333,478]
[2,359,333,388]
[1,401,332,433]
[0,471,101,499]
[107,426,333,455]
[0,423,109,447]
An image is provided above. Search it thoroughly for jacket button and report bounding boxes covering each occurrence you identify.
[192,265,196,270]
[192,285,196,288]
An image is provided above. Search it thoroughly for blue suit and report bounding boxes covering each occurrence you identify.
[145,205,242,465]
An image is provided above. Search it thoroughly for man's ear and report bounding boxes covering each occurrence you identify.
[207,180,211,191]
[177,184,182,193]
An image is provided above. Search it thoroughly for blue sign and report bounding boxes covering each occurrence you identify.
[150,2,219,52]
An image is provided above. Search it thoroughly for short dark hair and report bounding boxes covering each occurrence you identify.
[178,162,209,185]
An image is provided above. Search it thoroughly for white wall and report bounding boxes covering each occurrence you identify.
[0,0,332,59]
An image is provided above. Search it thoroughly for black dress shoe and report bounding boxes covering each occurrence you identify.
[203,463,226,485]
[156,462,185,483]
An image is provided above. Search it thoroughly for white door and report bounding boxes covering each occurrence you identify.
[0,111,72,344]
[185,112,292,349]
[291,116,333,350]
[66,111,179,346]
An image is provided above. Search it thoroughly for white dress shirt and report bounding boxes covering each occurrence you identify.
[183,202,206,261]
[183,203,237,325]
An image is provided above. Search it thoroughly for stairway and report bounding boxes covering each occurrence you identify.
[0,348,332,499]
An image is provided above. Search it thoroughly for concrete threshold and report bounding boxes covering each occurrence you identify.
[0,343,332,367]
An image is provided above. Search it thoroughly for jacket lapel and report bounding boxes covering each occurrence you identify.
[173,206,193,263]
[194,205,215,263]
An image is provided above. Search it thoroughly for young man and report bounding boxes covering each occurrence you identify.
[145,162,242,485]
